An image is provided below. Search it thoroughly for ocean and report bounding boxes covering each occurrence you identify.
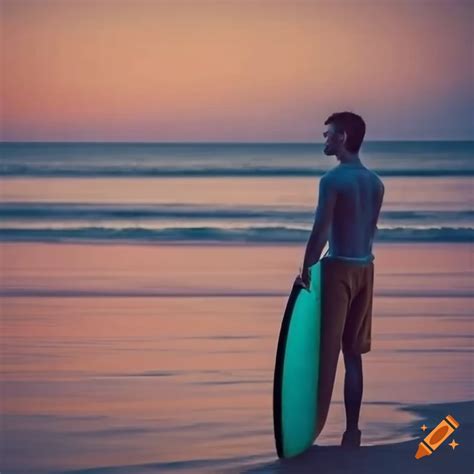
[1,141,473,244]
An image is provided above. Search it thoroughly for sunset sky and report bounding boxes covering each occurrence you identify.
[2,0,473,142]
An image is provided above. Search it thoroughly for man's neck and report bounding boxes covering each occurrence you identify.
[337,152,362,165]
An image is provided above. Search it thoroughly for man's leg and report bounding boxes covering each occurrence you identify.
[340,263,373,446]
[343,351,363,432]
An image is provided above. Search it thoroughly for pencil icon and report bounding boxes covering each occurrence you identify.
[415,414,459,459]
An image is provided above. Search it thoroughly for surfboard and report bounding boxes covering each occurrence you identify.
[273,248,329,459]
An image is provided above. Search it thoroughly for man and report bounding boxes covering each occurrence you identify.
[298,111,385,448]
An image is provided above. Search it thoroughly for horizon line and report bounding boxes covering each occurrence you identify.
[1,139,473,145]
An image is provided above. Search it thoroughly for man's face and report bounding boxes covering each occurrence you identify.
[323,123,345,156]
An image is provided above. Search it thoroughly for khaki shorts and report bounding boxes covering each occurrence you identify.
[315,256,374,436]
[321,256,374,355]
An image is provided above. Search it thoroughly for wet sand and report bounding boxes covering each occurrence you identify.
[1,242,472,473]
[240,400,473,474]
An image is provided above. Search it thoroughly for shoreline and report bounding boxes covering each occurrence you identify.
[43,400,474,473]
[239,399,473,474]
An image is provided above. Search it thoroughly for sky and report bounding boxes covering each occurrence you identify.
[1,0,473,142]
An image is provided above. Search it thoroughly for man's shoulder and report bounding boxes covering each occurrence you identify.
[321,167,349,186]
[321,167,340,181]
[318,169,340,190]
[359,166,385,189]
[369,169,385,190]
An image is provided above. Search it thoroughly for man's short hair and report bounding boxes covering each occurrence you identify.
[324,111,366,153]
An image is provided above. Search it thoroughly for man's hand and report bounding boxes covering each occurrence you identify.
[295,266,311,290]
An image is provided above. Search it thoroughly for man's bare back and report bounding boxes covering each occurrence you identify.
[324,162,384,260]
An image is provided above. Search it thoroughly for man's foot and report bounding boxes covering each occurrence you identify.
[341,428,361,448]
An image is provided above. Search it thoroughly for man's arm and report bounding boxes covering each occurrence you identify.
[302,175,337,271]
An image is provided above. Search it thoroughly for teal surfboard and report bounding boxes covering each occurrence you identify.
[273,250,328,458]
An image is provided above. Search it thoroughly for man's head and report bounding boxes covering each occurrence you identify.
[323,112,366,157]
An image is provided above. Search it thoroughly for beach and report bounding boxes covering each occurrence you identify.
[1,241,472,473]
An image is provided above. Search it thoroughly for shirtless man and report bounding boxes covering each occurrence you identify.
[299,111,385,448]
